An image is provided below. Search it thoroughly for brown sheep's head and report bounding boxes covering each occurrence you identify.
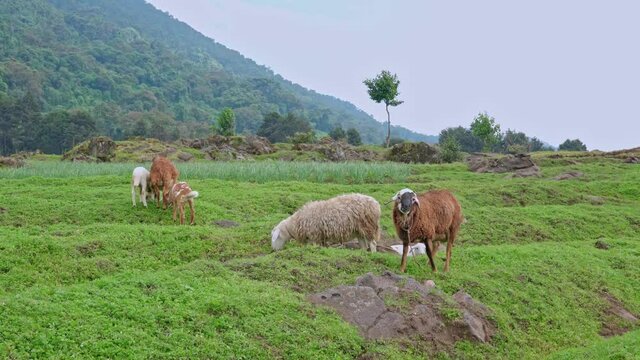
[392,188,419,214]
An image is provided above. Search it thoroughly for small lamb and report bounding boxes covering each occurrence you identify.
[169,181,199,225]
[131,166,153,207]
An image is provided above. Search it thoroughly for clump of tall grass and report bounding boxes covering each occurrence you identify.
[0,160,410,184]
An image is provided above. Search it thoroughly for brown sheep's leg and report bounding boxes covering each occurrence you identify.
[188,199,195,225]
[151,184,158,207]
[162,183,170,210]
[445,229,457,272]
[425,238,437,272]
[400,239,410,273]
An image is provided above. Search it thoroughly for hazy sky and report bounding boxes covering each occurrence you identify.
[147,0,639,150]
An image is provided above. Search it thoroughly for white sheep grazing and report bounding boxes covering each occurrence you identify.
[271,193,380,252]
[131,166,152,207]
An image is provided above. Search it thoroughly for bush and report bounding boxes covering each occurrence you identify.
[386,137,406,147]
[439,137,462,163]
[386,142,440,164]
[289,131,317,145]
[212,108,236,136]
[346,128,362,146]
[507,144,529,155]
[329,126,346,141]
[558,139,587,151]
[257,112,313,143]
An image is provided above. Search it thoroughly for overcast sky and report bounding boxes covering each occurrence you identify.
[147,0,639,150]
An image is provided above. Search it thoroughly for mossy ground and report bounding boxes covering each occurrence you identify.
[0,155,638,359]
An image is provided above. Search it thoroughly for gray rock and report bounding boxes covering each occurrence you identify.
[553,171,584,180]
[467,153,539,177]
[309,273,496,345]
[308,285,386,330]
[177,152,194,162]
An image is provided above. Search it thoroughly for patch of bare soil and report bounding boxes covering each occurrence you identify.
[599,292,638,337]
[308,271,495,351]
[76,241,104,257]
[212,220,240,228]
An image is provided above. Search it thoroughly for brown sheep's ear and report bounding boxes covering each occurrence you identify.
[412,196,420,208]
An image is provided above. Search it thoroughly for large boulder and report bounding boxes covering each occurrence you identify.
[466,153,540,177]
[184,135,275,161]
[0,156,26,168]
[62,136,116,162]
[308,271,496,346]
[292,139,379,162]
[386,142,440,164]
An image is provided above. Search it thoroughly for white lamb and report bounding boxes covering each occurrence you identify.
[131,166,153,207]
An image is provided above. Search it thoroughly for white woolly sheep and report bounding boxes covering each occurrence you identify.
[271,193,380,252]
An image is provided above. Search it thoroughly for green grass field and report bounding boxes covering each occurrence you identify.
[1,158,639,359]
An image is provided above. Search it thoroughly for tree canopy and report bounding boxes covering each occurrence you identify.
[558,139,587,151]
[470,112,502,152]
[213,108,236,136]
[257,112,312,143]
[363,70,404,147]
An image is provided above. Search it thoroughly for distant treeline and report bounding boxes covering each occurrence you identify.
[439,126,552,154]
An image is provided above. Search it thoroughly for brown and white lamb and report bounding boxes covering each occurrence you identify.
[168,181,199,225]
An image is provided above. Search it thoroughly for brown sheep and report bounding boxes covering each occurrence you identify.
[392,188,463,273]
[149,155,179,210]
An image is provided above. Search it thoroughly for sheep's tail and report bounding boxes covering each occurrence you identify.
[185,191,199,200]
[132,177,141,187]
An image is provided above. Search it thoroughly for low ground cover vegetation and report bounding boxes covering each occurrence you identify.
[0,155,638,358]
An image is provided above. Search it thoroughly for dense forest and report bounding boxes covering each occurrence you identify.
[0,0,435,155]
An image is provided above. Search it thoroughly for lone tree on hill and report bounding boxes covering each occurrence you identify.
[364,70,403,148]
[470,112,501,152]
[558,138,587,151]
[213,108,236,136]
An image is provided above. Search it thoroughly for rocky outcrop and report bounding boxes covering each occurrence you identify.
[553,171,584,180]
[293,138,379,162]
[386,142,440,164]
[0,156,26,168]
[308,271,495,347]
[183,135,275,161]
[467,153,540,177]
[62,136,116,162]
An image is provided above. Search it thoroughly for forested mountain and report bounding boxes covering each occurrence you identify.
[0,0,435,154]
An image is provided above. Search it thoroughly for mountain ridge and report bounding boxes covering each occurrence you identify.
[0,0,437,149]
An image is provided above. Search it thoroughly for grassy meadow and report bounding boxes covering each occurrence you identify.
[0,156,639,359]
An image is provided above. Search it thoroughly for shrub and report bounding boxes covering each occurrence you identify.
[289,131,317,145]
[346,128,362,146]
[439,137,462,163]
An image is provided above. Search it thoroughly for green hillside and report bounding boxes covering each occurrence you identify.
[0,0,435,153]
[0,154,638,358]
